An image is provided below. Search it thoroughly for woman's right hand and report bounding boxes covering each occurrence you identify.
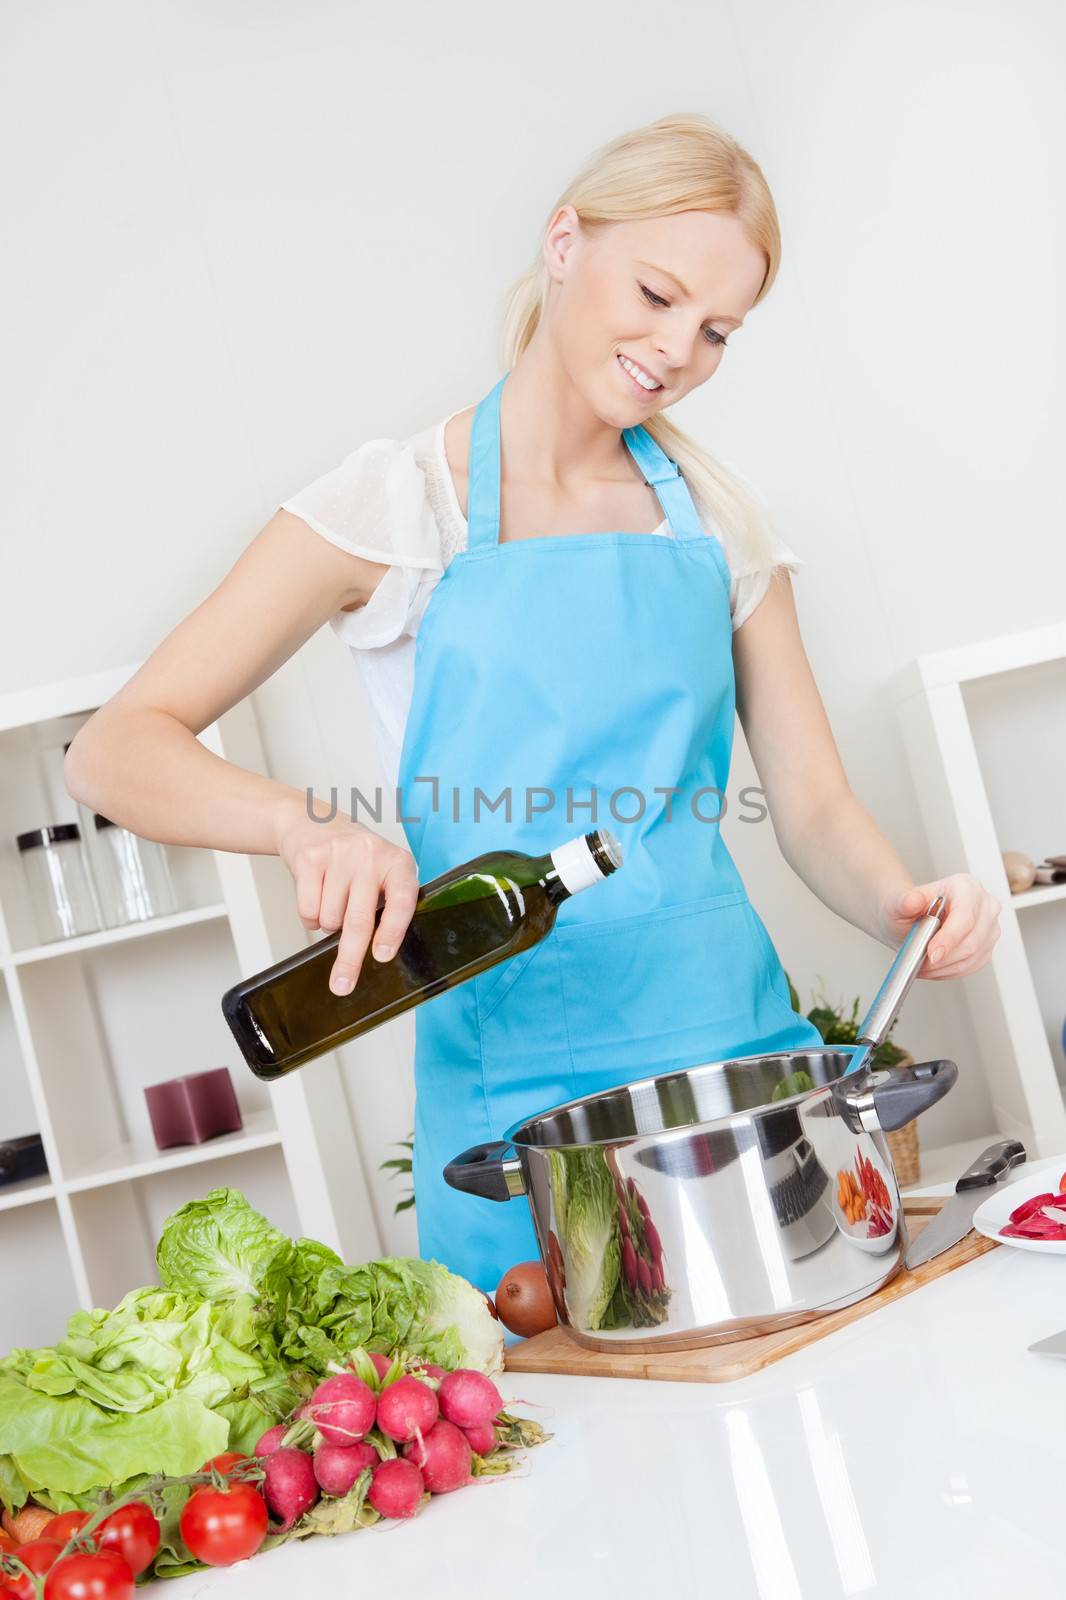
[274,802,421,996]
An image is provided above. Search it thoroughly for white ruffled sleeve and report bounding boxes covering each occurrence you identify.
[689,483,804,631]
[280,437,443,648]
[730,535,804,631]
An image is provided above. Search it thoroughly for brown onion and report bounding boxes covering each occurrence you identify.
[3,1505,54,1544]
[494,1261,557,1337]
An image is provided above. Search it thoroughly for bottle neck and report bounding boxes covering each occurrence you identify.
[507,850,572,905]
[543,865,571,907]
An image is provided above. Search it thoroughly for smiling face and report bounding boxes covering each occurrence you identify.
[540,207,768,426]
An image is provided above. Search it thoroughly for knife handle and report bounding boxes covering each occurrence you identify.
[956,1139,1027,1191]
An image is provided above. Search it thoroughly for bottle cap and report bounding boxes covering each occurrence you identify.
[550,828,623,895]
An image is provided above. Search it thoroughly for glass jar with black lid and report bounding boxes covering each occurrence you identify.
[17,823,103,943]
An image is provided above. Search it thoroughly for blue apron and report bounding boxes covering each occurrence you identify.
[395,373,824,1292]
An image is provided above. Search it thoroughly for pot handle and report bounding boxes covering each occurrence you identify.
[443,1140,526,1202]
[832,1057,958,1134]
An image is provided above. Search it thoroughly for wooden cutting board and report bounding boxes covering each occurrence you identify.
[504,1196,996,1383]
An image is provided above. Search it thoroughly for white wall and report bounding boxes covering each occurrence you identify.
[4,0,1064,1237]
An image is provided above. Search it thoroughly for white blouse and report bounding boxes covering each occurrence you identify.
[281,412,803,791]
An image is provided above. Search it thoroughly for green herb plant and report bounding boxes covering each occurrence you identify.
[783,971,908,1069]
[380,1133,415,1215]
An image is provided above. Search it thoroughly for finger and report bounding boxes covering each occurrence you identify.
[295,860,326,929]
[927,916,1001,978]
[331,884,379,995]
[898,886,934,917]
[925,902,978,969]
[319,856,356,934]
[370,865,420,961]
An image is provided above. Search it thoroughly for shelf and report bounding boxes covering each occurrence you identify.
[3,903,229,967]
[1010,882,1066,911]
[63,1106,281,1193]
[0,1175,55,1214]
[0,664,383,1344]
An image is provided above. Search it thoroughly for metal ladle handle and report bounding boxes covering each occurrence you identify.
[857,893,946,1051]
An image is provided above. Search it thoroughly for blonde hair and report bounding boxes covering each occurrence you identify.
[501,112,786,579]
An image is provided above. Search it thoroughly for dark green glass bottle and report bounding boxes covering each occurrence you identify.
[222,827,623,1080]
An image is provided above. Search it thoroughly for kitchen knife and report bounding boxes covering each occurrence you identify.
[904,1139,1027,1269]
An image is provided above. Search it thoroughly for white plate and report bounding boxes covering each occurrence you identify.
[973,1169,1066,1254]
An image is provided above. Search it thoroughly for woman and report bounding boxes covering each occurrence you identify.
[65,113,1001,1292]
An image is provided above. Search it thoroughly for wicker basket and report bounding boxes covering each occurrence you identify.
[883,1049,921,1187]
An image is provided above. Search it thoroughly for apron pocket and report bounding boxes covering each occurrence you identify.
[474,936,552,1024]
[554,890,772,1083]
[474,935,581,1132]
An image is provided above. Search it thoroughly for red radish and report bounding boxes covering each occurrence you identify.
[367,1458,425,1520]
[261,1448,319,1529]
[650,1259,665,1293]
[255,1424,288,1457]
[621,1237,637,1289]
[307,1374,377,1446]
[313,1442,379,1497]
[376,1376,439,1443]
[636,1257,652,1295]
[436,1369,502,1429]
[404,1419,473,1493]
[462,1420,497,1456]
[644,1219,663,1261]
[637,1191,651,1220]
[408,1361,445,1383]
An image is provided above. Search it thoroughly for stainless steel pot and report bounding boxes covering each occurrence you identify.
[444,894,956,1351]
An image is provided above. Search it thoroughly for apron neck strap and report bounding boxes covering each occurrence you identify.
[466,373,707,549]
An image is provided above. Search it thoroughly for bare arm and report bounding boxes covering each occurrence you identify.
[64,509,420,994]
[732,572,915,946]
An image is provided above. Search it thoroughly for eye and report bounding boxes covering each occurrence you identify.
[638,282,729,348]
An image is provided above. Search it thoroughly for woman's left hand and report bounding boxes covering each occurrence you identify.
[882,873,1002,979]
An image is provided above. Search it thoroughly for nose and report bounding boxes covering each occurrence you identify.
[653,316,713,373]
[651,330,694,376]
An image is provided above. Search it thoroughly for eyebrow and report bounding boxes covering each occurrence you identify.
[635,260,745,330]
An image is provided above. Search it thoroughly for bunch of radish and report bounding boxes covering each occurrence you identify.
[255,1355,511,1526]
[616,1175,667,1300]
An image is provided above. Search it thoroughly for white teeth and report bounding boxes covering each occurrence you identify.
[618,354,661,391]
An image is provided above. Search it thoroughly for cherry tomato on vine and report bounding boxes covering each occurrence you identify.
[43,1549,134,1600]
[179,1481,267,1566]
[40,1512,90,1545]
[95,1503,160,1578]
[200,1452,248,1478]
[1,1538,63,1600]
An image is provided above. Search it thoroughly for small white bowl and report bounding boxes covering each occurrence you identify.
[831,1145,899,1255]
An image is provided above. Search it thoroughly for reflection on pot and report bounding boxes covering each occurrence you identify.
[545,1146,672,1333]
[755,1106,837,1263]
[834,1149,898,1253]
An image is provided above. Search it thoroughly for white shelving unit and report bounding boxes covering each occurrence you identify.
[0,663,383,1352]
[893,619,1066,1175]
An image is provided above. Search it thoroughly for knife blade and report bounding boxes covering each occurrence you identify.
[1029,1330,1066,1359]
[904,1139,1027,1269]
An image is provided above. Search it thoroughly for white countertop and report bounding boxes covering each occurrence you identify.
[184,1156,1066,1600]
